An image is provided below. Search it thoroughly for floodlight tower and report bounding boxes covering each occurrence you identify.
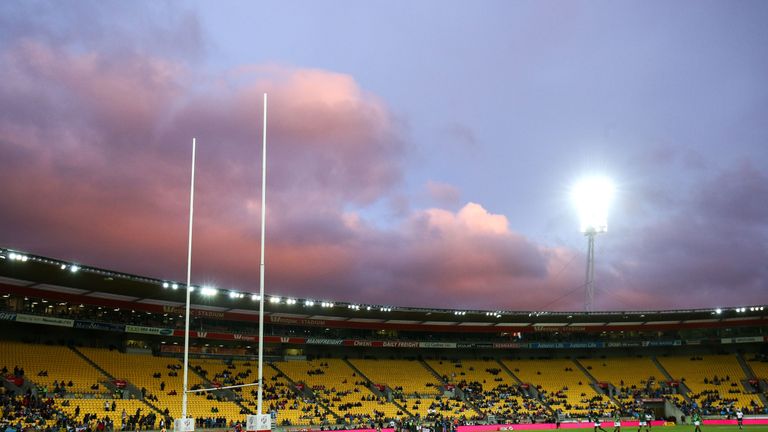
[572,177,614,312]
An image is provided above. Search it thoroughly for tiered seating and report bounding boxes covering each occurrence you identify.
[747,358,768,381]
[57,399,147,424]
[658,355,764,413]
[0,341,105,394]
[579,357,662,404]
[427,359,542,418]
[503,359,613,416]
[276,358,401,423]
[221,360,332,426]
[350,359,442,397]
[80,347,244,421]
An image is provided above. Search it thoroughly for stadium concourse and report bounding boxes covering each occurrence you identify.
[0,249,767,432]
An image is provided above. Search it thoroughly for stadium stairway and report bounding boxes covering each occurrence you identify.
[739,355,768,408]
[186,359,254,416]
[571,358,620,407]
[72,346,164,417]
[269,362,341,423]
[419,359,484,418]
[342,358,413,418]
[495,359,554,415]
[737,353,758,379]
[650,356,692,404]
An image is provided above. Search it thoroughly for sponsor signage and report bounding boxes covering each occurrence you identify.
[306,338,344,345]
[381,341,419,348]
[0,312,16,321]
[641,340,682,347]
[419,342,457,349]
[74,320,125,332]
[721,336,763,344]
[162,306,225,319]
[125,325,173,335]
[350,340,373,347]
[492,343,521,349]
[526,342,605,349]
[532,326,587,333]
[16,314,74,327]
[269,316,326,326]
[456,343,475,349]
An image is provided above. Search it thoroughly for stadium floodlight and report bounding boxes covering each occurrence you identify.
[70,265,80,273]
[162,282,169,289]
[304,300,314,307]
[171,283,179,290]
[200,286,218,296]
[269,296,281,304]
[572,176,614,312]
[572,176,614,234]
[251,294,261,301]
[715,308,722,314]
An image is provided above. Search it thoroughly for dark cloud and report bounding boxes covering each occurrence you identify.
[604,160,768,309]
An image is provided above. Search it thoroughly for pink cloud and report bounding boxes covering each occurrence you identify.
[425,180,461,207]
[0,36,595,312]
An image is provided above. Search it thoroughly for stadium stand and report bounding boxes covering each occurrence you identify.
[78,347,244,422]
[503,358,614,417]
[0,341,105,395]
[349,359,442,397]
[657,355,764,414]
[578,357,664,403]
[274,358,402,423]
[426,359,545,419]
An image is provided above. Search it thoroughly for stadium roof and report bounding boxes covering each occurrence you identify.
[1,246,765,329]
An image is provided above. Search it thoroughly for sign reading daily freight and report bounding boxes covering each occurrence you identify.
[126,325,173,335]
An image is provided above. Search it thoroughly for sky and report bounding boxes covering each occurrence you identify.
[0,1,767,312]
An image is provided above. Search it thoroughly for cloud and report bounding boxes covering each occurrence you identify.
[425,180,461,207]
[604,160,768,309]
[4,4,764,314]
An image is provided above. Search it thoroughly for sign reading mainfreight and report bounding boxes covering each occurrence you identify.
[125,325,173,335]
[306,338,344,345]
[16,314,74,327]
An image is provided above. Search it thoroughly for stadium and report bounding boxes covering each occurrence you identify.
[2,3,768,432]
[1,247,766,432]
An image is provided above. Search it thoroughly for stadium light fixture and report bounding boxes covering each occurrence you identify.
[162,282,169,289]
[251,294,261,301]
[200,286,218,296]
[714,308,722,314]
[572,175,614,312]
[60,264,67,270]
[70,265,80,273]
[229,291,239,299]
[304,300,315,307]
[269,296,281,304]
[172,283,179,290]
